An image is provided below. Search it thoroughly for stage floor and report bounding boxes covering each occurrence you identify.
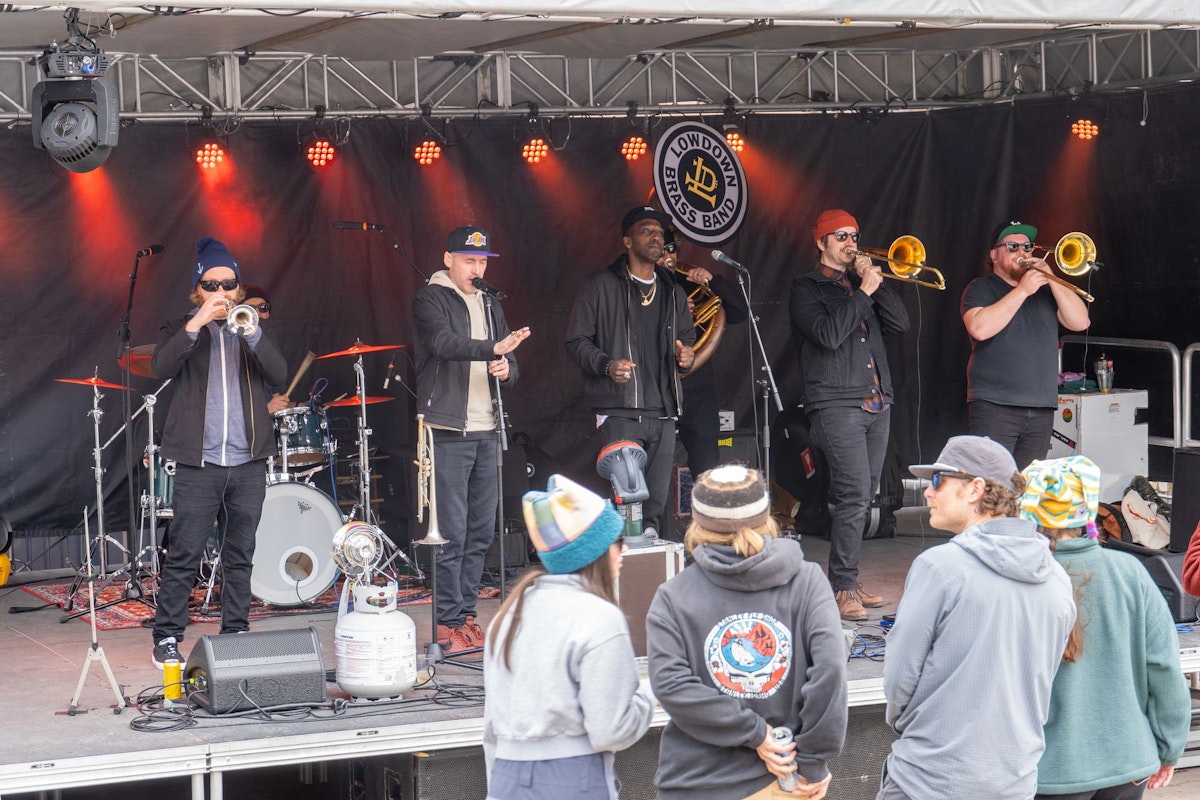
[1,532,1197,799]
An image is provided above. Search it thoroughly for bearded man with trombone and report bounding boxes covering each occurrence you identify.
[790,209,910,622]
[961,221,1091,469]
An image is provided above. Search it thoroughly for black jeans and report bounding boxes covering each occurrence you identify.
[809,405,890,591]
[677,383,720,477]
[153,460,267,642]
[967,400,1055,470]
[599,415,676,535]
[432,432,498,628]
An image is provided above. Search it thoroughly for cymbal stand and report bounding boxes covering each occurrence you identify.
[62,377,129,618]
[349,356,420,579]
[68,506,129,716]
[733,268,783,486]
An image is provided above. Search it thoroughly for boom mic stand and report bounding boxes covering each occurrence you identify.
[732,267,783,486]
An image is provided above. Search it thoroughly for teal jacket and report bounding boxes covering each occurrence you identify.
[1037,537,1192,794]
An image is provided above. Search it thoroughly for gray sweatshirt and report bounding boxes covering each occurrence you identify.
[883,516,1075,800]
[482,574,655,769]
[647,537,848,800]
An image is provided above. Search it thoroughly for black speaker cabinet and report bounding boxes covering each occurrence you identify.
[184,627,326,714]
[1143,552,1200,623]
[1170,448,1200,552]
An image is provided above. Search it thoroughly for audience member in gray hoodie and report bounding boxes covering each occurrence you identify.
[879,436,1075,800]
[483,475,655,800]
[648,466,848,800]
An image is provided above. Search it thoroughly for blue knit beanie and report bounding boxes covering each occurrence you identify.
[523,475,623,574]
[192,237,241,288]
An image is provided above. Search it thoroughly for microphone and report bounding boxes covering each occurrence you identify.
[471,277,508,299]
[383,349,399,390]
[711,249,749,273]
[137,244,164,257]
[332,221,386,231]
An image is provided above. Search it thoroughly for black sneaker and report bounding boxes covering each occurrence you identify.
[152,637,181,669]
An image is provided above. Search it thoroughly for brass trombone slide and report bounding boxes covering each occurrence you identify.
[1016,231,1097,303]
[849,235,946,290]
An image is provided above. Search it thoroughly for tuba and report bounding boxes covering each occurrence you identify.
[413,414,447,545]
[661,247,727,372]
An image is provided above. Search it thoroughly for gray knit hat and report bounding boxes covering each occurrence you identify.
[690,465,770,533]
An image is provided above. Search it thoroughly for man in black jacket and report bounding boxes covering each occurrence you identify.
[149,237,288,668]
[790,209,909,622]
[412,226,530,654]
[566,206,696,537]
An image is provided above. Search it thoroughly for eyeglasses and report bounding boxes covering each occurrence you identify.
[249,302,271,313]
[930,471,974,491]
[996,241,1036,253]
[831,231,861,243]
[198,278,240,292]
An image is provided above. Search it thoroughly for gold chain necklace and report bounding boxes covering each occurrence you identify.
[630,271,657,306]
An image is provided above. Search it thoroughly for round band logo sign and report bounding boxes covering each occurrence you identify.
[653,121,748,246]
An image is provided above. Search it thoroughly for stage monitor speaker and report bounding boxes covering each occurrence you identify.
[1143,552,1200,623]
[1170,448,1200,552]
[184,627,326,714]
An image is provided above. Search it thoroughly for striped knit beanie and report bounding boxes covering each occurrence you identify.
[1019,456,1101,534]
[522,474,623,574]
[690,465,770,533]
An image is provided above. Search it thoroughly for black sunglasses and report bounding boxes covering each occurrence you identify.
[931,471,974,491]
[198,278,240,292]
[996,242,1036,253]
[831,231,861,243]
[249,302,271,313]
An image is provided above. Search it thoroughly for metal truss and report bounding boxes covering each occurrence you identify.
[1,28,1197,124]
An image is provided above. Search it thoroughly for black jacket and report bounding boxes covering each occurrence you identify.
[565,255,696,416]
[151,314,288,466]
[788,269,909,407]
[412,278,518,431]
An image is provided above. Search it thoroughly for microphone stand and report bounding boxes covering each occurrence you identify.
[733,267,783,487]
[482,292,511,603]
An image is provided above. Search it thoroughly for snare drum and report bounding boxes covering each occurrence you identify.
[142,446,176,518]
[250,481,342,606]
[272,406,330,467]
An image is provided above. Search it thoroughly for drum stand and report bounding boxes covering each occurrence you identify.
[347,355,421,580]
[61,381,132,620]
[68,507,130,716]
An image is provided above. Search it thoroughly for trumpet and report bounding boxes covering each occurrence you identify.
[224,302,260,337]
[413,414,447,545]
[849,235,947,290]
[1016,231,1097,303]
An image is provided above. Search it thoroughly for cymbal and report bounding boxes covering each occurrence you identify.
[323,396,396,408]
[117,344,156,378]
[316,342,404,360]
[56,376,131,391]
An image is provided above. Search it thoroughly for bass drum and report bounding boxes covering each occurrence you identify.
[251,482,342,607]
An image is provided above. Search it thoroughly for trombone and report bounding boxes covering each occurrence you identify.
[413,414,447,545]
[1017,231,1098,303]
[849,235,947,291]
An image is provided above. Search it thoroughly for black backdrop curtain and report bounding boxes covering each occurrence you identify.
[3,83,1198,538]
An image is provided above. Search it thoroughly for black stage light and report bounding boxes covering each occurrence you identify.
[31,48,119,173]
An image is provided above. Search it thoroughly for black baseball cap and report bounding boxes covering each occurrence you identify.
[620,206,672,236]
[446,226,499,257]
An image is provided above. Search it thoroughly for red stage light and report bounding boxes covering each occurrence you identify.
[522,138,549,164]
[725,131,746,152]
[195,143,225,169]
[621,135,648,161]
[306,140,336,167]
[414,139,442,165]
[1071,119,1099,140]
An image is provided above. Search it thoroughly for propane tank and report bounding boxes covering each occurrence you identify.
[334,581,417,699]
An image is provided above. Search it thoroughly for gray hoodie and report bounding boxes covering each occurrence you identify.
[883,517,1075,800]
[647,537,848,800]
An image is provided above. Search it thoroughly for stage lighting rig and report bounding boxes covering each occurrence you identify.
[30,42,119,173]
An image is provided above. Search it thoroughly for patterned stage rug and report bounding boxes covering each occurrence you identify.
[21,578,435,631]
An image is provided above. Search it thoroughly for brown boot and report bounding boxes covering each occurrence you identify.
[435,624,453,648]
[836,590,868,622]
[856,585,885,608]
[463,615,485,648]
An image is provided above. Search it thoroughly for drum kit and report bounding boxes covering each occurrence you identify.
[55,338,413,613]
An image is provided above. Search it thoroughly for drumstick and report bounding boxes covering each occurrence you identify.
[284,351,316,399]
[323,393,348,409]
